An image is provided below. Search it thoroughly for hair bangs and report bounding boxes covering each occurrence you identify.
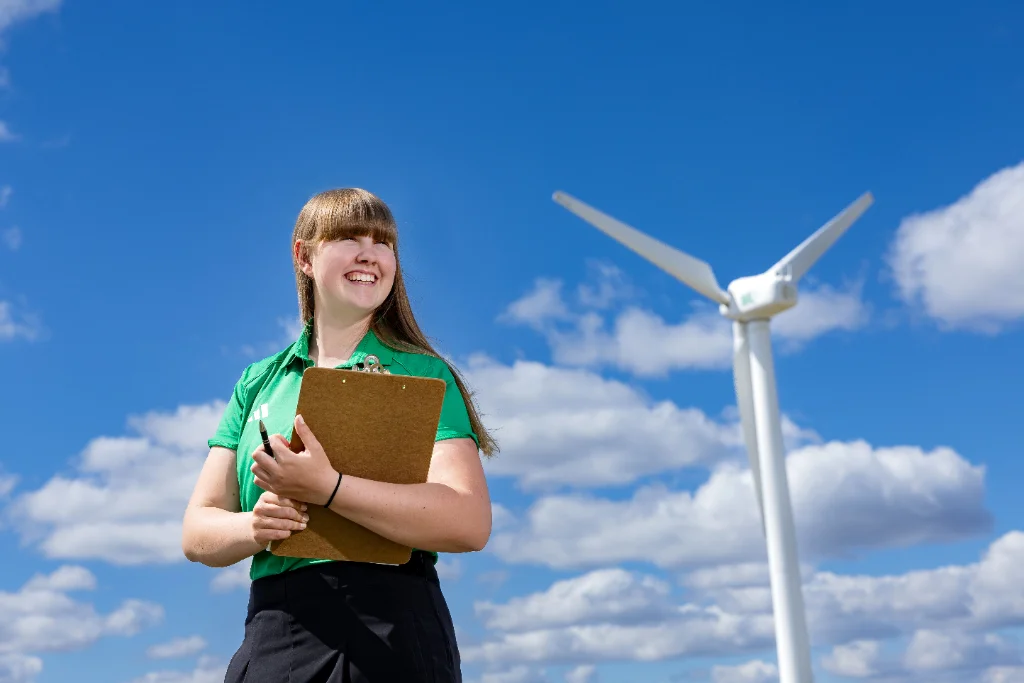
[306,188,398,247]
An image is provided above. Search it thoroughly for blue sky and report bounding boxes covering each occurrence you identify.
[2,1,1024,682]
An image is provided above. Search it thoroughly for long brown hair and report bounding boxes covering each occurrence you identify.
[291,188,497,457]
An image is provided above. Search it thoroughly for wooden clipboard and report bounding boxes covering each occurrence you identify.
[269,366,447,564]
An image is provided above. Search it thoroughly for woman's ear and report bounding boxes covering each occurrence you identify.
[294,239,315,277]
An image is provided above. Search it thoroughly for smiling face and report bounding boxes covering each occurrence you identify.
[299,234,397,321]
[291,188,403,327]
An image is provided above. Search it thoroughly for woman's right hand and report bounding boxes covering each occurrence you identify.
[251,491,309,545]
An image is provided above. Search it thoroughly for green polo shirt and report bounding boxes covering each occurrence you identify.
[207,322,479,581]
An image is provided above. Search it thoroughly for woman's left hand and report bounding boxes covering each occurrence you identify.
[251,414,338,506]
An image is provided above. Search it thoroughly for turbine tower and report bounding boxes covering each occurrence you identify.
[552,189,874,683]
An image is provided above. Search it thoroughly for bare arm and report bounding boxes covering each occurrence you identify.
[251,422,492,554]
[182,446,306,567]
[326,437,492,553]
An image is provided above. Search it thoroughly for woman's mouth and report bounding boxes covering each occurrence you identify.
[345,272,377,285]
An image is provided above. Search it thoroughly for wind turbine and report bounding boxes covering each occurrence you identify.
[552,189,874,683]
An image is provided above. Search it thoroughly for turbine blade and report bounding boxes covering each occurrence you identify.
[770,192,874,281]
[553,191,729,305]
[733,321,766,535]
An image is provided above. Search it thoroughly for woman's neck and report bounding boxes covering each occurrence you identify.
[309,310,372,368]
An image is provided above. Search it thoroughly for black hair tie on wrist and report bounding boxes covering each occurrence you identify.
[324,472,342,507]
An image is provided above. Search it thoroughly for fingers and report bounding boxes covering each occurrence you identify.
[293,414,320,450]
[256,528,292,542]
[254,497,309,540]
[257,500,308,524]
[252,490,310,545]
[251,449,277,471]
[267,493,307,512]
[251,464,271,484]
[251,445,293,493]
[253,489,310,550]
[252,499,309,544]
[255,514,307,532]
[269,433,293,458]
[251,436,292,462]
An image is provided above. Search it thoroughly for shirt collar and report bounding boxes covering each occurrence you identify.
[285,319,395,370]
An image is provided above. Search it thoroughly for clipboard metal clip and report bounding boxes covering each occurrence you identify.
[355,355,390,374]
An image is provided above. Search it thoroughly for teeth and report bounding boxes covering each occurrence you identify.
[346,273,376,283]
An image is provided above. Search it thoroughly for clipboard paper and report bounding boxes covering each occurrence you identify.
[269,367,446,564]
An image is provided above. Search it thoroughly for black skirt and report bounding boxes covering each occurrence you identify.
[224,551,461,683]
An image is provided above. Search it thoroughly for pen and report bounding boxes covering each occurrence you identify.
[259,419,274,458]
[259,420,280,552]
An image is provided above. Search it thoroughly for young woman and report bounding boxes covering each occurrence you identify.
[181,188,497,683]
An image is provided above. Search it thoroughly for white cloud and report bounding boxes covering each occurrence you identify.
[970,531,1024,625]
[0,0,58,146]
[468,356,748,490]
[710,660,778,683]
[491,503,516,531]
[903,630,1019,673]
[209,558,251,593]
[240,316,305,359]
[2,226,21,250]
[553,307,734,374]
[488,440,988,570]
[22,564,96,591]
[278,315,303,341]
[6,401,226,564]
[0,473,15,498]
[501,276,867,377]
[983,666,1024,683]
[471,666,550,683]
[737,532,1024,646]
[501,264,636,330]
[463,607,775,666]
[0,0,60,33]
[0,565,162,682]
[499,278,572,330]
[436,556,462,581]
[822,640,881,678]
[576,262,637,310]
[475,568,674,633]
[0,300,42,342]
[682,562,813,592]
[772,280,869,345]
[0,653,42,683]
[146,636,207,659]
[888,161,1024,332]
[477,569,511,590]
[465,532,1024,677]
[106,601,165,636]
[563,664,597,683]
[126,655,226,683]
[464,568,773,666]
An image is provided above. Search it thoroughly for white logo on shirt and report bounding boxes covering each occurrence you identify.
[246,403,269,423]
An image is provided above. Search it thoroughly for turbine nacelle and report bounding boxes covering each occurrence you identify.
[720,272,798,321]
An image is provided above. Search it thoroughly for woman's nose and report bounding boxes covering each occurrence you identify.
[356,241,376,262]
